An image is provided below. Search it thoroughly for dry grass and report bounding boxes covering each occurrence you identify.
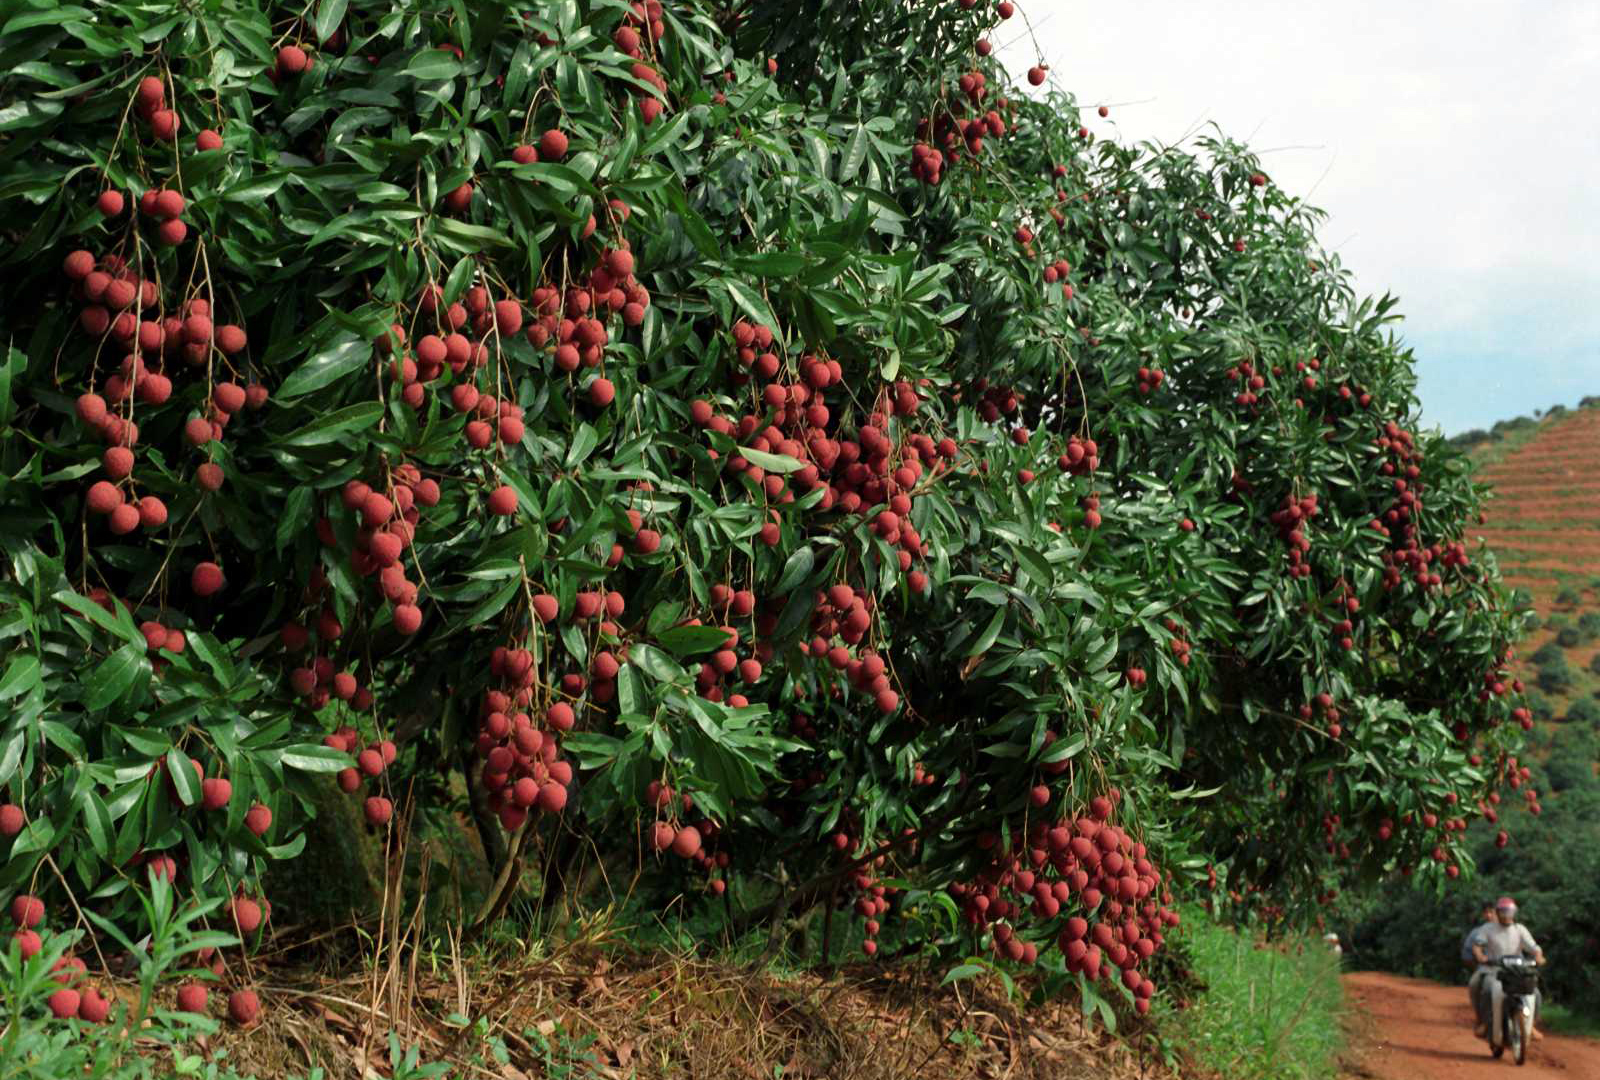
[186,930,1182,1080]
[168,807,1182,1080]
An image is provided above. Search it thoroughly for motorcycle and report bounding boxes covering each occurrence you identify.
[1487,955,1540,1065]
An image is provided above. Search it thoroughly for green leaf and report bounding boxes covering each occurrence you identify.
[405,50,461,81]
[220,173,289,202]
[166,748,199,807]
[738,446,803,474]
[277,333,370,399]
[84,643,147,712]
[655,625,731,657]
[280,745,352,773]
[628,644,684,683]
[774,546,815,594]
[966,606,1007,659]
[280,402,385,446]
[459,577,520,628]
[55,589,143,647]
[941,962,988,986]
[276,487,316,552]
[716,277,778,331]
[313,0,348,45]
[0,654,40,702]
[79,789,112,858]
[565,423,599,468]
[838,122,868,183]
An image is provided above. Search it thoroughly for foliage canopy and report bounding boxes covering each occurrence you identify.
[0,0,1531,1012]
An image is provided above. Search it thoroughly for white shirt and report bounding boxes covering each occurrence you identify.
[1476,920,1539,961]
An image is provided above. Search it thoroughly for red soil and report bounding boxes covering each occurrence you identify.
[1343,971,1600,1080]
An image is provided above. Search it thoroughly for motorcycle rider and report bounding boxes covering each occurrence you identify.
[1462,901,1496,1023]
[1470,896,1545,1046]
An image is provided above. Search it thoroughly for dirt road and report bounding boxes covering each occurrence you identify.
[1342,970,1600,1079]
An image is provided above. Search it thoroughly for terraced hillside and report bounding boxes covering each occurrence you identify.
[1469,403,1600,724]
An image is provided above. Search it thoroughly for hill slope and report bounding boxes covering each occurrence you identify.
[1469,403,1600,721]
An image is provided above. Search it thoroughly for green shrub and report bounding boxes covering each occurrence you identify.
[1531,642,1565,667]
[1566,697,1600,727]
[1557,626,1583,649]
[1538,659,1576,693]
[1557,586,1583,607]
[1577,611,1600,639]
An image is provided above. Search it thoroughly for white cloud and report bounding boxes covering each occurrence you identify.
[995,0,1600,432]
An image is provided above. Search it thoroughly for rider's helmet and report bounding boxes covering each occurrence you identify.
[1496,896,1518,914]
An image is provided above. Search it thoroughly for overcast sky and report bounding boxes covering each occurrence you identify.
[996,0,1599,435]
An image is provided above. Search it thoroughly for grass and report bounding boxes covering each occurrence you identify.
[1160,909,1346,1080]
[1542,1001,1600,1040]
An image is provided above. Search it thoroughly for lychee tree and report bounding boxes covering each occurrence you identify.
[0,0,1528,1012]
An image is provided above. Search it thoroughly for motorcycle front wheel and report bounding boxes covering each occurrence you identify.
[1514,1007,1531,1066]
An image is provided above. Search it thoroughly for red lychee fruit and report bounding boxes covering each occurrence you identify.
[49,989,81,1019]
[102,446,134,479]
[191,561,225,597]
[77,988,110,1023]
[487,485,518,516]
[213,382,246,414]
[243,803,272,836]
[227,988,260,1026]
[150,110,179,141]
[13,929,41,959]
[64,251,96,280]
[539,128,569,159]
[0,804,25,836]
[216,325,247,355]
[588,378,615,407]
[86,481,123,515]
[97,190,125,216]
[277,45,308,75]
[11,894,44,928]
[363,796,392,826]
[494,300,523,335]
[537,782,567,812]
[361,492,394,527]
[671,825,702,858]
[229,896,262,933]
[393,604,422,634]
[176,983,208,1013]
[444,182,473,213]
[200,777,232,811]
[154,189,184,219]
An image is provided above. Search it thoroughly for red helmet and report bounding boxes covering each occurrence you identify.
[1495,896,1517,911]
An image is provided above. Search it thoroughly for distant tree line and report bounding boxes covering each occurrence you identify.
[1451,396,1600,450]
